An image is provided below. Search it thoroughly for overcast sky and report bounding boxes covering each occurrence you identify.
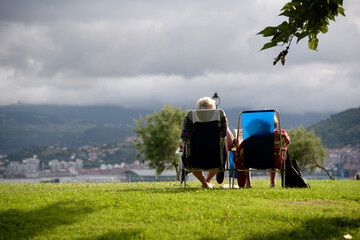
[0,0,359,114]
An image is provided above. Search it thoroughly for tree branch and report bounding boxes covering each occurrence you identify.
[312,158,335,180]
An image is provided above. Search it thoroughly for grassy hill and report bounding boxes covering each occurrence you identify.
[308,107,360,148]
[0,180,359,240]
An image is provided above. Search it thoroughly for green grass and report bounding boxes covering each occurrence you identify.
[1,180,359,240]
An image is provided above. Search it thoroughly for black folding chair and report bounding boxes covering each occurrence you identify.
[179,109,230,188]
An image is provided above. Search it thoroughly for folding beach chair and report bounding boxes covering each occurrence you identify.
[179,109,230,188]
[232,109,286,187]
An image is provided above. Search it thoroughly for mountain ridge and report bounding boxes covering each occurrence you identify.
[1,104,356,154]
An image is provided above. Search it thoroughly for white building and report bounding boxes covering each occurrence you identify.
[8,157,40,177]
[49,159,83,171]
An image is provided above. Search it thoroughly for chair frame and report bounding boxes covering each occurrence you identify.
[231,109,286,188]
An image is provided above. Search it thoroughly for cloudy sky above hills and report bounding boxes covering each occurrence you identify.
[0,0,359,114]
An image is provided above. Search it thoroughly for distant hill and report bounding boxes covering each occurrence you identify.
[0,104,336,154]
[0,104,153,154]
[0,104,152,126]
[308,107,360,148]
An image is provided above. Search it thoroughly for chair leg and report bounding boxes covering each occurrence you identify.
[281,161,285,188]
[226,159,230,185]
[179,160,188,189]
[231,169,235,188]
[179,171,182,188]
[184,173,187,188]
[179,161,183,189]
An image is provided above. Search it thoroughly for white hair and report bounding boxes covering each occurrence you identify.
[196,97,216,110]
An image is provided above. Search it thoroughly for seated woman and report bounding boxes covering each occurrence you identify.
[179,97,234,188]
[270,115,290,188]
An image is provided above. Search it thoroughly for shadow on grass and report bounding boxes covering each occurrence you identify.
[78,229,143,240]
[244,216,360,240]
[110,187,210,194]
[0,200,97,240]
[110,181,237,193]
[80,230,225,240]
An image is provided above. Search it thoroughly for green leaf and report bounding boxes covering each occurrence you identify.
[260,41,277,51]
[257,27,277,37]
[331,0,343,5]
[337,6,345,16]
[280,10,293,18]
[295,31,309,43]
[328,13,336,21]
[277,21,290,31]
[281,2,292,11]
[319,25,328,34]
[308,37,318,50]
[272,32,288,43]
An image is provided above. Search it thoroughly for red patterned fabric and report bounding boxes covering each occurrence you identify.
[274,129,291,168]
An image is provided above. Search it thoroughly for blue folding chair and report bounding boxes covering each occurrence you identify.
[232,109,286,188]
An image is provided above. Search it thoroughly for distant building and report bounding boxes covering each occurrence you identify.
[49,159,83,171]
[325,146,360,178]
[8,157,40,177]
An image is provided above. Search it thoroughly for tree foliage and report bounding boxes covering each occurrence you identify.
[258,0,345,65]
[287,126,334,179]
[133,106,187,179]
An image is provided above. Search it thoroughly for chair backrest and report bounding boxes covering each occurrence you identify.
[238,110,279,169]
[181,109,227,170]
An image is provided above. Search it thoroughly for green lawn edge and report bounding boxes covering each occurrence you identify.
[1,180,359,240]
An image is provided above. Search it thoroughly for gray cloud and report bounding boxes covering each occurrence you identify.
[0,0,359,114]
